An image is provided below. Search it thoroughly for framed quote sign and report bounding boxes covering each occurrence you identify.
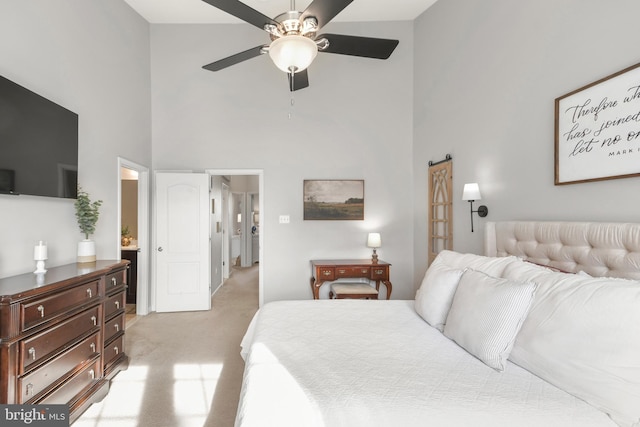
[555,62,640,185]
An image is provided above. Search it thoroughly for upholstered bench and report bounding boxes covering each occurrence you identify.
[329,282,379,299]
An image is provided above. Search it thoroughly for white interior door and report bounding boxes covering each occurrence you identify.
[155,172,211,312]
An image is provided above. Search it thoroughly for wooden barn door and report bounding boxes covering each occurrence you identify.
[428,156,453,265]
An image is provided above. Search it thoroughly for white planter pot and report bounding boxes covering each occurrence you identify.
[77,239,96,263]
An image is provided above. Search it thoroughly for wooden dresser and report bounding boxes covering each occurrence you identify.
[0,260,129,423]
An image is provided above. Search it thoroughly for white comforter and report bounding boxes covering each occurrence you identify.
[235,300,616,427]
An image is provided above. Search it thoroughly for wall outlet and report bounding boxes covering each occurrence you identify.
[279,215,290,224]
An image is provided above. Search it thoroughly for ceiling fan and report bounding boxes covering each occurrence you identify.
[201,0,399,91]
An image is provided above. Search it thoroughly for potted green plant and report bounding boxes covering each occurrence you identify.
[75,186,102,263]
[121,225,132,247]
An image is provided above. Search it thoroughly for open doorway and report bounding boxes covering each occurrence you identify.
[118,158,150,316]
[207,169,264,307]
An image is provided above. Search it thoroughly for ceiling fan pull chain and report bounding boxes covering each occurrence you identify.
[289,90,295,120]
[289,95,296,119]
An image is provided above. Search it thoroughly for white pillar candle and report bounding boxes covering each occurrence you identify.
[34,241,48,261]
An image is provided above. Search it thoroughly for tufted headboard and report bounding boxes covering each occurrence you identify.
[484,221,640,280]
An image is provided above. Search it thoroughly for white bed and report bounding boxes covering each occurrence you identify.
[236,221,640,427]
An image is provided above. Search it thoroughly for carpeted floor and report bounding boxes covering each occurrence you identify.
[75,265,259,427]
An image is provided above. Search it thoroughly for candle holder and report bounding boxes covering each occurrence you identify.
[34,241,48,274]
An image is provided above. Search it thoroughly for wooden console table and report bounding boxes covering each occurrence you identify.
[310,259,392,300]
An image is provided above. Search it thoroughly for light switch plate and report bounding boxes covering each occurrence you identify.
[279,215,290,224]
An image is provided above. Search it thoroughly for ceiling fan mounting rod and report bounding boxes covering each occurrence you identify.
[267,11,318,39]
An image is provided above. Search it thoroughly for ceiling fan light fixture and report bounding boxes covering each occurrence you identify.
[268,35,318,73]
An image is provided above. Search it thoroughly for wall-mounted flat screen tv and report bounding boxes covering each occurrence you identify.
[0,75,78,198]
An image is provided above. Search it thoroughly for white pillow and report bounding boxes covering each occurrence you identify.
[415,263,464,331]
[507,271,640,427]
[444,269,537,371]
[432,250,519,277]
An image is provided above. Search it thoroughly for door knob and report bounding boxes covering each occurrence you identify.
[158,247,163,252]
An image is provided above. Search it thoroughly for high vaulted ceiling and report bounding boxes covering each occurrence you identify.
[123,0,439,24]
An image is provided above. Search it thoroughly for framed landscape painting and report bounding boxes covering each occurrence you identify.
[303,180,364,220]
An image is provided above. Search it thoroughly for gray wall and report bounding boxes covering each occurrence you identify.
[121,180,138,240]
[0,1,151,278]
[150,21,415,301]
[4,0,639,303]
[413,0,640,284]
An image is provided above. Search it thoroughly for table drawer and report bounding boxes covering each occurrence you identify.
[104,334,124,368]
[106,269,127,293]
[21,306,100,371]
[317,267,335,281]
[104,292,125,319]
[22,279,101,331]
[104,313,124,343]
[38,359,101,405]
[19,332,100,403]
[336,267,370,278]
[371,266,389,280]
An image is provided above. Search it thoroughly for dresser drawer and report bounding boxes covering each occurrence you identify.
[104,334,124,368]
[317,267,335,281]
[336,267,370,278]
[38,359,101,405]
[104,313,124,343]
[104,292,125,319]
[19,332,100,404]
[106,269,127,293]
[21,306,100,371]
[370,266,389,280]
[22,279,101,331]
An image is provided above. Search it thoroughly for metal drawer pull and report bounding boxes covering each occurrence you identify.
[89,369,95,380]
[338,269,346,274]
[375,269,383,274]
[26,383,34,396]
[114,323,120,332]
[90,343,96,352]
[91,316,97,326]
[37,305,45,318]
[28,347,36,360]
[361,269,368,273]
[115,301,120,309]
[114,346,119,355]
[87,288,92,298]
[111,277,117,286]
[322,271,331,276]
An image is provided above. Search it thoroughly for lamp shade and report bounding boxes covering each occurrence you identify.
[268,35,318,73]
[367,233,381,248]
[462,183,482,201]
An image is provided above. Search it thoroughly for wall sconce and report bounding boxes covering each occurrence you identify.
[367,233,381,264]
[462,183,488,232]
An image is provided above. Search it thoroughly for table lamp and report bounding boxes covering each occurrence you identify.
[367,233,381,264]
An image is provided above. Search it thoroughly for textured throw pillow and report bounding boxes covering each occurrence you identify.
[433,250,519,277]
[415,263,464,331]
[444,269,537,371]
